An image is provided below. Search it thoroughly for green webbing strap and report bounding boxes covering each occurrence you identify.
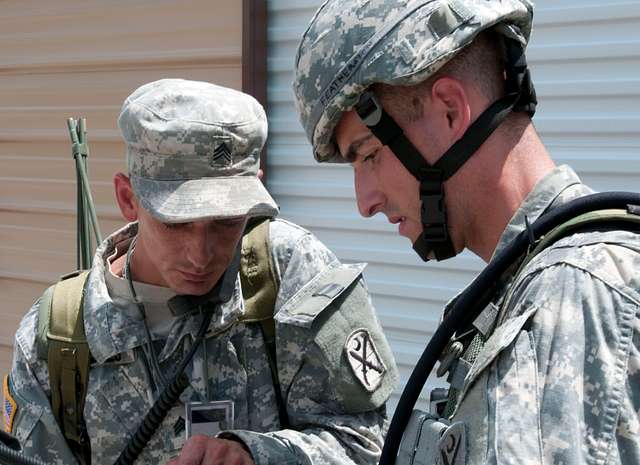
[442,332,484,419]
[522,208,640,272]
[238,218,289,427]
[36,288,54,361]
[46,271,91,465]
[502,208,640,314]
[240,218,279,329]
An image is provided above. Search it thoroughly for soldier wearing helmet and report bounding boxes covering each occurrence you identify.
[293,1,640,463]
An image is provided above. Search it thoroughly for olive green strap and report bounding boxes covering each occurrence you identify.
[240,218,279,333]
[524,208,640,270]
[442,332,484,418]
[36,286,55,360]
[238,218,289,426]
[47,271,91,465]
[503,208,640,313]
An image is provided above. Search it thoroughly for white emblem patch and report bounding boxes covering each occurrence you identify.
[345,329,385,391]
[438,421,466,465]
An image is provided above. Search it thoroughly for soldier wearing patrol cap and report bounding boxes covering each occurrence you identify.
[5,79,398,465]
[293,1,640,464]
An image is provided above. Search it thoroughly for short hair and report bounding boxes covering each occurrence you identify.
[372,28,506,123]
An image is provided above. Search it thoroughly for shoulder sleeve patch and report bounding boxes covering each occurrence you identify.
[345,329,386,392]
[3,375,17,433]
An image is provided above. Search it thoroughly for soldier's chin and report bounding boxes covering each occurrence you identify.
[173,276,218,296]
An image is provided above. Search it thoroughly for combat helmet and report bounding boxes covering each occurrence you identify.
[293,0,537,261]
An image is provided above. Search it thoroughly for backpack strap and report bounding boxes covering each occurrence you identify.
[240,218,279,327]
[522,208,640,271]
[238,218,289,427]
[37,270,91,465]
[501,207,640,320]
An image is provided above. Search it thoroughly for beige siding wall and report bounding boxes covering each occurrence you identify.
[0,0,243,375]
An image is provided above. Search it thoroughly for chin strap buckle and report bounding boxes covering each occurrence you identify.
[420,169,448,242]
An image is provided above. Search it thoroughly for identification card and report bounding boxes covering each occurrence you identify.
[185,400,234,439]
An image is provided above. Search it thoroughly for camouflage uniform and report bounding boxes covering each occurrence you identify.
[444,165,640,463]
[291,0,640,463]
[6,79,399,465]
[10,218,397,465]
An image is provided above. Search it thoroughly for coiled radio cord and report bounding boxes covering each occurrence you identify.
[113,308,214,465]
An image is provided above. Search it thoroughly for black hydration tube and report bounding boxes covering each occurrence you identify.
[378,191,640,465]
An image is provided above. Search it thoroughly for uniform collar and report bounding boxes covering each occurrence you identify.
[83,222,245,364]
[441,165,592,332]
[491,165,592,260]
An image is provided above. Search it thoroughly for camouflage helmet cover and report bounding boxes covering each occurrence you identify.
[293,0,534,163]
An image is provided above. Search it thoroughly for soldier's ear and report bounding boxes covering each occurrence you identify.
[114,173,139,222]
[430,76,472,143]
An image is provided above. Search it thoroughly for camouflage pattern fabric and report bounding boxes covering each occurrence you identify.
[9,218,398,465]
[118,79,278,222]
[443,165,640,464]
[292,0,533,163]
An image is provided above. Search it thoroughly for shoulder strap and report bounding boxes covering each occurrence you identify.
[521,208,640,273]
[240,218,279,329]
[238,218,289,427]
[44,270,91,465]
[502,207,640,317]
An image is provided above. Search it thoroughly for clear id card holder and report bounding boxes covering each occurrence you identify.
[185,400,234,439]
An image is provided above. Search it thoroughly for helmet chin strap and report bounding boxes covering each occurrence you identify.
[355,38,536,261]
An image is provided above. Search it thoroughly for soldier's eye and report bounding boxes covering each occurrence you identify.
[218,217,245,228]
[163,222,189,230]
[363,149,379,163]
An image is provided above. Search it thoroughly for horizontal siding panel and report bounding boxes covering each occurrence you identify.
[0,68,241,108]
[1,0,241,70]
[1,48,241,73]
[0,210,122,236]
[1,156,122,182]
[0,279,48,325]
[0,177,114,208]
[1,247,76,283]
[0,200,121,221]
[536,2,640,24]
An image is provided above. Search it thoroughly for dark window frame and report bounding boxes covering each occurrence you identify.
[242,0,269,181]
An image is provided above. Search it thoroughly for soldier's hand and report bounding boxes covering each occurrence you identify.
[167,436,254,465]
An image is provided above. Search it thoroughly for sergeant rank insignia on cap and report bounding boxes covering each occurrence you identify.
[210,141,233,167]
[345,329,385,391]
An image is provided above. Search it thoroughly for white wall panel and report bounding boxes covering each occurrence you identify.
[267,0,640,412]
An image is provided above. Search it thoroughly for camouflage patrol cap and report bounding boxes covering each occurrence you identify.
[293,0,534,163]
[118,78,278,222]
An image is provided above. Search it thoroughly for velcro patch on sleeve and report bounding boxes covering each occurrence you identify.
[276,263,366,327]
[3,375,17,433]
